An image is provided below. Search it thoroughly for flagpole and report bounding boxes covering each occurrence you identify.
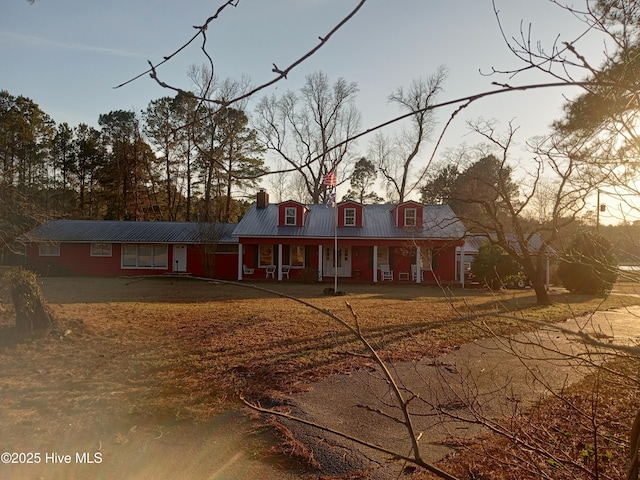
[334,185,338,293]
[323,170,338,293]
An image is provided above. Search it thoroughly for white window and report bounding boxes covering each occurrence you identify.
[404,208,416,226]
[376,246,389,266]
[39,242,60,256]
[206,244,238,254]
[344,208,356,226]
[259,245,274,266]
[290,245,305,267]
[90,243,112,257]
[285,207,297,226]
[121,244,168,269]
[420,249,433,271]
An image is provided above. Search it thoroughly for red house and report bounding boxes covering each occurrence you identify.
[233,191,466,284]
[19,220,238,278]
[19,191,467,284]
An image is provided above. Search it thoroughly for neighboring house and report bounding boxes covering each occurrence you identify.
[457,233,556,286]
[18,190,467,284]
[18,220,238,278]
[233,190,466,283]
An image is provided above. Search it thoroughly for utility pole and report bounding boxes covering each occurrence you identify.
[596,189,600,231]
[596,189,606,231]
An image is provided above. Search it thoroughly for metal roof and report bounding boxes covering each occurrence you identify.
[19,220,238,244]
[232,203,466,240]
[463,233,556,256]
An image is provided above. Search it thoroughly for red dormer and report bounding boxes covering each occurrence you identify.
[278,200,308,227]
[392,201,424,228]
[337,201,364,227]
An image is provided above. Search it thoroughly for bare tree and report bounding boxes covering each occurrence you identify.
[254,71,361,203]
[375,68,447,203]
[491,0,640,215]
[432,119,593,305]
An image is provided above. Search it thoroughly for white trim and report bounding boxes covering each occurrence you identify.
[376,246,389,266]
[289,244,305,267]
[258,244,274,267]
[173,245,187,272]
[344,207,356,226]
[404,208,417,226]
[323,246,352,277]
[121,244,168,269]
[285,207,297,226]
[90,243,112,257]
[460,242,465,287]
[373,245,378,283]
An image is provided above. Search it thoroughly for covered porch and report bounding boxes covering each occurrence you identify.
[236,239,464,285]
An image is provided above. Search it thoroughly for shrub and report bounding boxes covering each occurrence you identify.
[3,267,55,333]
[471,241,521,290]
[301,266,319,283]
[557,231,618,296]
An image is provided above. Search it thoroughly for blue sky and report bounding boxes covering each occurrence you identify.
[1,0,615,216]
[1,1,598,129]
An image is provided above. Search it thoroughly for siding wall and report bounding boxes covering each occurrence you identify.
[26,243,238,279]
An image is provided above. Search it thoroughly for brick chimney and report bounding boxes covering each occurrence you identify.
[256,189,269,209]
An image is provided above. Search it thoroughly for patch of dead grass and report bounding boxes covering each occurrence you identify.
[1,276,639,477]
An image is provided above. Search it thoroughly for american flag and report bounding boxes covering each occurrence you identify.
[325,191,336,208]
[322,170,336,187]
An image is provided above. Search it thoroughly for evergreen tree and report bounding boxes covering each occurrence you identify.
[558,231,618,296]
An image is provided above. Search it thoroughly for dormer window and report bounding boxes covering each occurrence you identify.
[285,207,297,226]
[405,208,416,227]
[344,208,356,226]
[337,201,363,227]
[278,201,308,227]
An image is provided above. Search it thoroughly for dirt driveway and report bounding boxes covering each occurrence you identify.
[275,306,640,479]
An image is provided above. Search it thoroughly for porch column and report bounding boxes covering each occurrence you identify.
[546,257,550,290]
[415,246,421,284]
[318,245,323,281]
[459,243,465,288]
[373,245,378,283]
[237,243,243,281]
[277,244,283,281]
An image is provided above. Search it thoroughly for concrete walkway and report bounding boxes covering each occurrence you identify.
[278,306,640,479]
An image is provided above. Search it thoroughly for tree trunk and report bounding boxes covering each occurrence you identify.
[531,277,551,305]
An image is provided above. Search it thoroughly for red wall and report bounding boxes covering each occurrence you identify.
[238,239,462,283]
[26,243,238,279]
[26,239,461,283]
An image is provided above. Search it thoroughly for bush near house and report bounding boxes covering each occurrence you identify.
[558,231,618,296]
[471,241,521,290]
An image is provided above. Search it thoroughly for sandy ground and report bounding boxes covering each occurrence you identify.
[0,409,308,480]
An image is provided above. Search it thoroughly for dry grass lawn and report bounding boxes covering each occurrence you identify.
[1,275,639,478]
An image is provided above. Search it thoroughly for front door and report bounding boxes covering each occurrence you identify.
[323,246,351,277]
[173,245,187,272]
